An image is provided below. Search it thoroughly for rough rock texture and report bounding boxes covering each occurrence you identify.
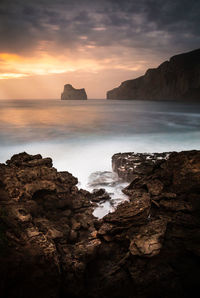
[107,48,200,100]
[91,188,111,202]
[112,152,171,182]
[61,84,87,100]
[0,151,200,298]
[129,219,167,257]
[0,152,96,298]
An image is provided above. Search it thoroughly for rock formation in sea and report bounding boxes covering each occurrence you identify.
[61,84,87,100]
[0,150,200,298]
[107,48,200,100]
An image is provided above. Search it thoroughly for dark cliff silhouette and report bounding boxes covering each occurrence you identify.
[107,49,200,100]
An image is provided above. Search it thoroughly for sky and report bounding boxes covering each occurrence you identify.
[0,0,199,99]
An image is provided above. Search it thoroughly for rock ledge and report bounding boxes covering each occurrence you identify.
[0,150,200,298]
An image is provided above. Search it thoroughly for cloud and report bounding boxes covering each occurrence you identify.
[0,0,200,100]
[0,0,199,57]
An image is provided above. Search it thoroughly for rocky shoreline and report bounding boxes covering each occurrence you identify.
[0,150,200,298]
[112,152,171,182]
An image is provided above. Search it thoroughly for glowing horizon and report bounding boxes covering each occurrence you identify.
[0,0,199,99]
[0,46,155,99]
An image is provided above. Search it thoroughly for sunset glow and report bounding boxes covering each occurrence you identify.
[0,0,199,98]
[0,46,150,98]
[0,48,147,79]
[0,2,200,295]
[0,51,99,77]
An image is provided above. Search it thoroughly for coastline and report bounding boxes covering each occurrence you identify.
[0,150,200,298]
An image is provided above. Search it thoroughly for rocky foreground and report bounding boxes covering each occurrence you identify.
[107,48,200,100]
[0,151,200,298]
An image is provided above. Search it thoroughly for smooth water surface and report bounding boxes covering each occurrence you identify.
[1,99,200,217]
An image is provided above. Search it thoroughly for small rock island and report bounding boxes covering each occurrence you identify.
[61,84,87,100]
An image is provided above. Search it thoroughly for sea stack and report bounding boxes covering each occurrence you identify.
[107,48,200,100]
[61,84,87,100]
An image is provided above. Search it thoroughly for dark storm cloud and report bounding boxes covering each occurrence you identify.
[0,0,199,55]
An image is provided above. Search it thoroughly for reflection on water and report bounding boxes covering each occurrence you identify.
[1,99,200,144]
[0,99,200,217]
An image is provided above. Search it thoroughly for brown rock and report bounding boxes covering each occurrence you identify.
[147,179,164,196]
[98,193,151,240]
[91,188,111,202]
[1,151,200,298]
[129,219,167,257]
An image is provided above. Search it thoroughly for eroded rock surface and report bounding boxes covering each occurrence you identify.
[0,151,200,298]
[0,152,96,298]
[129,219,167,257]
[112,152,170,182]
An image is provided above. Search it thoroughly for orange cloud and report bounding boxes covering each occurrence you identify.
[0,41,150,81]
[0,53,21,61]
[0,73,28,79]
[0,44,157,98]
[0,50,106,79]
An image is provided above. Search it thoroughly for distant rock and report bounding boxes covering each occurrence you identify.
[61,84,87,100]
[107,48,200,100]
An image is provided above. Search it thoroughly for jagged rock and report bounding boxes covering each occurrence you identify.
[107,48,200,100]
[0,152,95,298]
[61,84,87,100]
[0,151,200,298]
[129,219,167,257]
[112,152,170,182]
[114,150,200,204]
[90,188,111,202]
[103,193,150,226]
[147,179,164,196]
[98,193,150,241]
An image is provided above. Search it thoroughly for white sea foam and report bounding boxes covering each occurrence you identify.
[0,99,200,217]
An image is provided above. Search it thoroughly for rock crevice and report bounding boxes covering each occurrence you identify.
[0,150,200,298]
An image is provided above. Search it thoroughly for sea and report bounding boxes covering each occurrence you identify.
[1,99,200,217]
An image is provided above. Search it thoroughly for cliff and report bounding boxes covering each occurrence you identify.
[0,151,200,298]
[107,49,200,100]
[61,84,87,100]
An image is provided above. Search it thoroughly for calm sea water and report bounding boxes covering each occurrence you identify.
[1,99,200,216]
